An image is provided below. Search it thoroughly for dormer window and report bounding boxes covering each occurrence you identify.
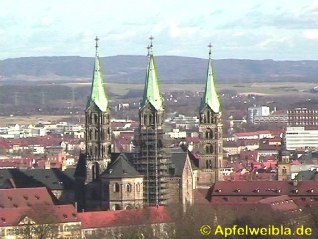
[234,189,240,193]
[215,189,222,193]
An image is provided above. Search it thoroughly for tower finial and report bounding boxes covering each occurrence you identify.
[208,43,213,58]
[147,45,151,56]
[148,35,154,55]
[95,36,99,53]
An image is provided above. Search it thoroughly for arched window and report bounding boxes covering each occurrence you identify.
[89,129,93,140]
[205,144,213,153]
[92,165,95,180]
[211,116,215,124]
[136,183,141,192]
[125,204,133,210]
[206,160,212,169]
[95,146,98,157]
[149,114,153,125]
[206,128,213,139]
[114,183,120,193]
[95,129,98,140]
[200,113,204,123]
[126,183,132,193]
[282,167,287,175]
[90,113,94,124]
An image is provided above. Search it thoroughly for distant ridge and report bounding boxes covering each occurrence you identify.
[1,56,317,84]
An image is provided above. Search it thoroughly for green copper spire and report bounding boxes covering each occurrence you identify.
[200,44,220,113]
[87,36,109,112]
[140,37,163,111]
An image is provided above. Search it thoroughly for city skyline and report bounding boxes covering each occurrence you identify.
[0,0,317,60]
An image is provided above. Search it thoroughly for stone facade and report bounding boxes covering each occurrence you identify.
[198,106,223,186]
[103,177,144,210]
[85,104,111,183]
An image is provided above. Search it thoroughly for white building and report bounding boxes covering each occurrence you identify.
[286,127,318,150]
[167,129,186,139]
[248,106,270,123]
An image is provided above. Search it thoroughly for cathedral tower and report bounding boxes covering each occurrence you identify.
[135,37,169,206]
[198,44,223,186]
[85,37,112,183]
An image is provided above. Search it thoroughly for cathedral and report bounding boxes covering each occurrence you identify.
[75,38,222,211]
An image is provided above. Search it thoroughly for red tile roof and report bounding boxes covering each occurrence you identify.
[0,208,29,227]
[0,135,62,148]
[78,206,171,229]
[0,187,54,208]
[193,189,210,204]
[0,158,34,169]
[0,204,78,227]
[208,181,318,204]
[259,195,299,212]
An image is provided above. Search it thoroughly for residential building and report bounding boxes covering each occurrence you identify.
[0,168,76,203]
[0,187,81,239]
[78,206,173,239]
[285,126,318,150]
[247,106,270,123]
[167,129,187,139]
[206,181,318,207]
[254,112,288,125]
[288,107,318,126]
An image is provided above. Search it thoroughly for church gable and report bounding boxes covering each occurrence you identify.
[101,154,142,179]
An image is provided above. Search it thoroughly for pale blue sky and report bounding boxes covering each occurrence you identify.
[0,0,317,60]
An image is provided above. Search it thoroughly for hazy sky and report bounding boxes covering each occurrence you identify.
[0,0,317,60]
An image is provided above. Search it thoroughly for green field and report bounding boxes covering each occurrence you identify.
[100,82,318,97]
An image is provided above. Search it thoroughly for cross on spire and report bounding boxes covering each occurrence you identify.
[148,36,154,56]
[208,43,213,58]
[95,36,99,52]
[149,35,154,48]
